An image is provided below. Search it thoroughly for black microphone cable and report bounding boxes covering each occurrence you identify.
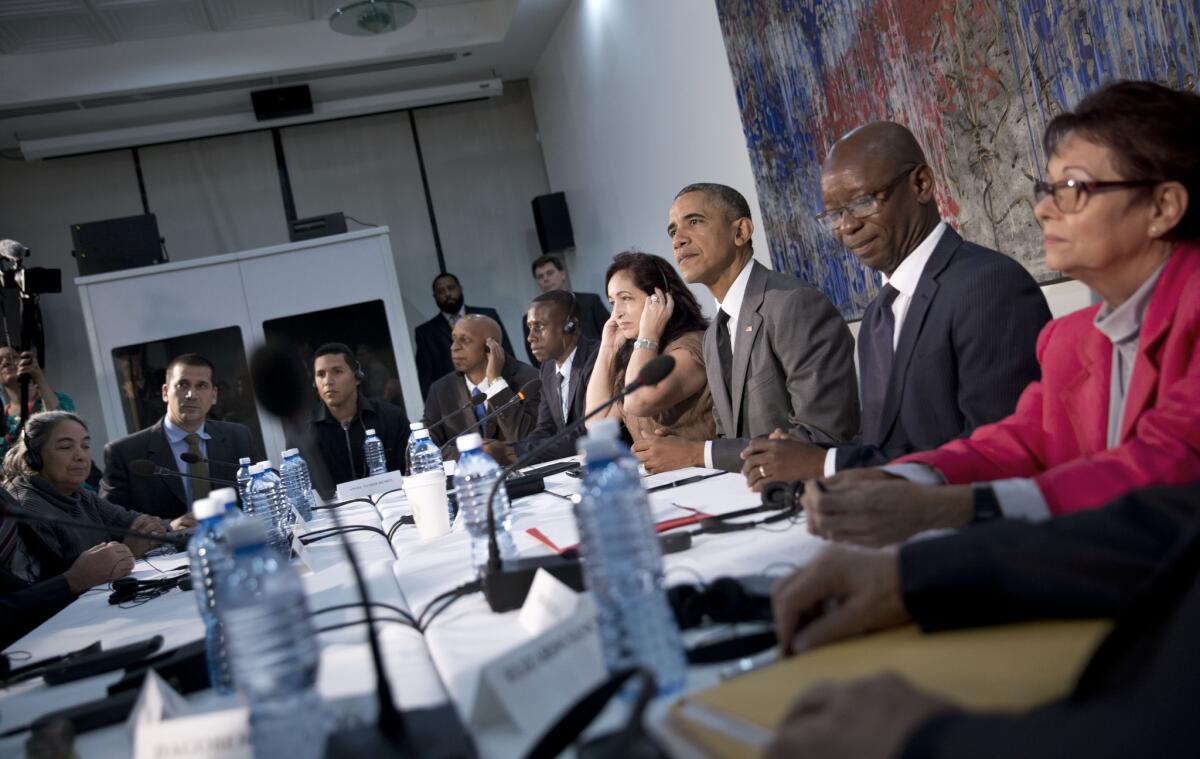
[299,525,396,558]
[416,580,483,632]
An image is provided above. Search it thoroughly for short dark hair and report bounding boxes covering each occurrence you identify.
[675,183,753,223]
[165,353,215,383]
[531,255,565,276]
[530,289,580,326]
[312,342,361,373]
[1044,81,1200,241]
[432,272,461,290]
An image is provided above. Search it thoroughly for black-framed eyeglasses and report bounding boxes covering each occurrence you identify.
[1033,177,1162,214]
[814,165,918,232]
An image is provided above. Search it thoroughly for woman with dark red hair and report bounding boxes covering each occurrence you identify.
[584,251,715,443]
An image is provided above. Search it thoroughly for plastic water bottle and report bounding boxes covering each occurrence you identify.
[452,432,516,573]
[245,464,290,557]
[187,494,234,694]
[574,419,686,695]
[363,428,387,476]
[279,449,314,522]
[216,519,330,759]
[407,423,444,475]
[235,457,253,509]
[258,461,293,532]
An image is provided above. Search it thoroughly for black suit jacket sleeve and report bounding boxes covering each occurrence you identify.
[99,438,133,508]
[1,571,74,649]
[900,486,1198,632]
[579,292,610,340]
[490,362,542,443]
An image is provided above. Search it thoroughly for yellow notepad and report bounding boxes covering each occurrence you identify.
[669,619,1112,758]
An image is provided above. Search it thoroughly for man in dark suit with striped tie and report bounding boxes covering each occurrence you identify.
[741,121,1051,490]
[422,314,540,459]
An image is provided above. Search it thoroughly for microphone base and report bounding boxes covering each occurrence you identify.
[482,555,584,612]
[324,706,476,759]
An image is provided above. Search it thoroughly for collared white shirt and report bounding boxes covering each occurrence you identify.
[556,346,578,422]
[879,221,947,349]
[462,373,509,406]
[824,222,946,475]
[704,258,755,468]
[163,416,210,505]
[442,307,465,327]
[714,257,755,352]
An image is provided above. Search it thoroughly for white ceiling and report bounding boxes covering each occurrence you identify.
[0,0,570,152]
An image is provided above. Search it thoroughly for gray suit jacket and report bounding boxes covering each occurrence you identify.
[422,359,541,457]
[704,261,860,472]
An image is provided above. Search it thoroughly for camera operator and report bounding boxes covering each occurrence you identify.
[0,343,72,460]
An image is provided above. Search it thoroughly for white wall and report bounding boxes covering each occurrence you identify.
[528,0,767,308]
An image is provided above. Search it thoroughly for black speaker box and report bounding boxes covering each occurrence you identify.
[251,85,313,121]
[71,214,165,276]
[532,192,574,253]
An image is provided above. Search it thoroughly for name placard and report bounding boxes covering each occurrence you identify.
[469,603,607,736]
[129,671,252,759]
[335,470,406,501]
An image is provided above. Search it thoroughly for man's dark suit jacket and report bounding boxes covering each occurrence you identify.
[836,228,1052,470]
[510,336,599,464]
[521,291,609,366]
[896,483,1200,756]
[414,306,515,398]
[100,417,256,519]
[422,359,541,457]
[1,564,73,650]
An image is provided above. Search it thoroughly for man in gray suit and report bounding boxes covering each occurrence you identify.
[633,183,859,474]
[422,314,540,458]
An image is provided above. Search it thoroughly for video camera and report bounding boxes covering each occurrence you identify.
[0,239,62,297]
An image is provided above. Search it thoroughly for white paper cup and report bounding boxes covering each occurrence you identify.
[403,472,451,540]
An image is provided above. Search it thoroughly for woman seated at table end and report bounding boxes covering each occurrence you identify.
[2,410,194,583]
[584,250,715,446]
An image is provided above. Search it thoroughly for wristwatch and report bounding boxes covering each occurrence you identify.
[970,483,1002,524]
[633,338,659,351]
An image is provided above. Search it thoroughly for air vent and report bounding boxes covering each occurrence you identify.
[0,101,82,119]
[276,52,457,83]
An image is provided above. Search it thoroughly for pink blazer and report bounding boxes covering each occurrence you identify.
[895,242,1200,515]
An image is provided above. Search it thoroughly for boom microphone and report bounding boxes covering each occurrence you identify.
[179,452,238,468]
[0,500,188,548]
[439,378,542,455]
[129,459,237,487]
[481,354,676,612]
[425,391,487,437]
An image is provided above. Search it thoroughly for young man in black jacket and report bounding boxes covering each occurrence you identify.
[308,343,409,489]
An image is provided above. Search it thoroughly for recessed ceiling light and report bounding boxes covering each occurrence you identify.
[330,0,417,36]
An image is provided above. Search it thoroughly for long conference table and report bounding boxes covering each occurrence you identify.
[0,464,825,757]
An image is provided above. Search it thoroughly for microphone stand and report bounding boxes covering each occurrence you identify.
[143,466,238,488]
[480,358,673,612]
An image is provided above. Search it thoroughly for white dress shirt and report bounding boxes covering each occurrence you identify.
[555,346,578,422]
[824,222,947,475]
[704,259,755,468]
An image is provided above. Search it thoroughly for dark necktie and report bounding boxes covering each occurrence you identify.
[184,433,211,503]
[860,284,900,436]
[716,310,734,394]
[470,387,487,422]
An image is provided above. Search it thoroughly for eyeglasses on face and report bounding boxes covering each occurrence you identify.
[815,165,918,232]
[1032,177,1162,214]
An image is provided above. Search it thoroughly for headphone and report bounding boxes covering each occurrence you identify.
[108,572,192,606]
[23,430,41,472]
[562,290,579,335]
[667,576,773,631]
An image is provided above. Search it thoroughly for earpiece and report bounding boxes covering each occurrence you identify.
[562,290,579,335]
[23,430,42,472]
[667,576,773,630]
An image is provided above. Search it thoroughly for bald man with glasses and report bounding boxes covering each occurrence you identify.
[740,121,1051,491]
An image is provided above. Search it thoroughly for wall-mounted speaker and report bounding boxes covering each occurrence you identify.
[532,192,574,253]
[251,85,313,122]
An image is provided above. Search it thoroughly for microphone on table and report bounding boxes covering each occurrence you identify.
[425,391,487,438]
[129,459,237,487]
[0,499,189,548]
[247,342,474,758]
[481,354,677,612]
[439,378,542,455]
[179,452,239,468]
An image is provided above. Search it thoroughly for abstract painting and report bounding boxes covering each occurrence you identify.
[715,0,1199,318]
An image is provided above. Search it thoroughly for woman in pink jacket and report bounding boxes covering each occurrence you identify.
[802,81,1200,547]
